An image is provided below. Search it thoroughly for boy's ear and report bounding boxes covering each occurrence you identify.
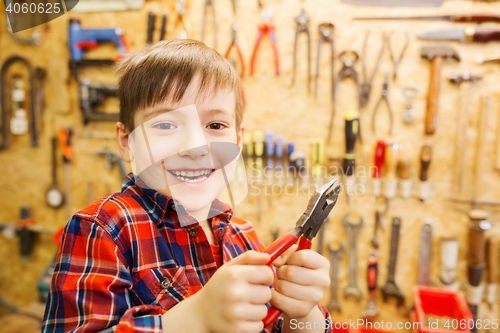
[116,122,134,163]
[236,123,245,150]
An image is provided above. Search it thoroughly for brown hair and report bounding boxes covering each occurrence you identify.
[116,39,243,132]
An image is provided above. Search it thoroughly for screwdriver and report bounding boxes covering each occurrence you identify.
[275,135,285,190]
[59,126,73,219]
[343,109,360,204]
[382,143,399,211]
[253,131,265,221]
[264,131,275,205]
[419,145,432,202]
[311,138,325,188]
[371,140,386,202]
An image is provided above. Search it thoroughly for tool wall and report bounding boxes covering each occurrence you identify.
[1,0,500,330]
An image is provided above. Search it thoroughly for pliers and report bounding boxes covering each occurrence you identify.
[371,73,393,136]
[262,179,341,328]
[250,6,279,76]
[224,23,245,78]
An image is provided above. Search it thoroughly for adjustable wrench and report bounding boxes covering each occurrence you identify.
[381,216,405,306]
[371,210,384,249]
[418,220,433,286]
[343,213,364,302]
[327,241,345,312]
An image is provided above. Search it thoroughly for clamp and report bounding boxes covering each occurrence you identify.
[292,9,311,93]
[315,23,335,99]
[371,73,394,136]
[263,179,341,328]
[250,6,279,75]
[328,50,362,143]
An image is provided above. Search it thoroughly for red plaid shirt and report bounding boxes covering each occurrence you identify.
[42,174,332,332]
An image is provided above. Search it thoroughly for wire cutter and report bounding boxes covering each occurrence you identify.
[292,9,311,93]
[225,23,245,77]
[250,6,279,76]
[174,0,192,39]
[262,179,341,328]
[371,73,393,136]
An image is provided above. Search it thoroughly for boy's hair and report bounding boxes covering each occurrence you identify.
[116,39,244,132]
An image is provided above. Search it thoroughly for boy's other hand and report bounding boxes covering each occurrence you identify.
[271,245,331,320]
[197,250,274,333]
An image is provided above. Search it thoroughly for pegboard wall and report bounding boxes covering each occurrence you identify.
[1,0,500,329]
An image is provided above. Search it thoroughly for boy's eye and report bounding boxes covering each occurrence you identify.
[154,123,176,130]
[207,123,227,130]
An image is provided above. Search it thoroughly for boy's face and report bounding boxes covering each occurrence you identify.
[118,76,244,222]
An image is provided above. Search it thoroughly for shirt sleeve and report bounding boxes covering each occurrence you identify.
[41,215,166,333]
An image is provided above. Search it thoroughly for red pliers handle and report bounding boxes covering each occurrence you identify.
[263,231,312,327]
[225,44,245,78]
[250,24,279,76]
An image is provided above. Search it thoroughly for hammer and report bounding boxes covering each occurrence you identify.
[420,45,460,135]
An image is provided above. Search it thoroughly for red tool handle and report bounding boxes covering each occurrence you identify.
[372,141,386,178]
[367,253,378,296]
[263,234,312,328]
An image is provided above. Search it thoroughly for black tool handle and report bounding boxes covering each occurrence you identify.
[147,12,156,45]
[159,15,167,40]
[419,145,432,181]
[343,110,359,176]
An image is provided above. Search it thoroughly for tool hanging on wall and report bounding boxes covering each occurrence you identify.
[264,131,275,206]
[68,0,145,12]
[59,127,73,219]
[371,210,384,249]
[201,0,217,49]
[46,137,64,209]
[418,27,500,43]
[417,220,433,287]
[327,241,344,312]
[448,71,482,193]
[0,55,38,149]
[341,0,444,6]
[371,140,386,201]
[381,217,405,307]
[79,79,119,124]
[147,12,167,45]
[68,19,129,80]
[311,138,325,187]
[382,143,399,211]
[250,6,279,76]
[275,135,285,189]
[329,51,362,143]
[315,23,334,99]
[94,147,129,181]
[35,68,46,117]
[418,145,432,202]
[354,14,500,23]
[421,45,460,135]
[225,24,245,78]
[361,31,386,109]
[361,251,380,319]
[486,236,498,310]
[9,75,28,136]
[401,86,418,124]
[253,131,264,221]
[466,210,491,332]
[343,109,359,204]
[476,54,500,64]
[292,9,311,93]
[371,73,394,136]
[438,237,460,290]
[386,31,409,80]
[343,213,364,302]
[173,0,192,39]
[397,157,412,199]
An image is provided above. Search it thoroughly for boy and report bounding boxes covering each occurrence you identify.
[42,39,333,333]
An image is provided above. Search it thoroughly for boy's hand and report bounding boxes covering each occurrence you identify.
[271,245,330,319]
[196,250,274,333]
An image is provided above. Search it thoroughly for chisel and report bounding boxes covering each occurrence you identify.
[59,127,73,219]
[397,157,412,199]
[343,109,360,204]
[371,141,386,202]
[382,143,398,211]
[418,145,432,202]
[311,138,325,188]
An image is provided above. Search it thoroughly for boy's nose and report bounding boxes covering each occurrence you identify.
[178,145,209,159]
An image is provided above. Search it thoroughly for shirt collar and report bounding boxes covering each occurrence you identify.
[121,173,233,227]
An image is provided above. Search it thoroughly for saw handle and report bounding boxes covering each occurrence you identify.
[263,234,311,328]
[425,56,442,135]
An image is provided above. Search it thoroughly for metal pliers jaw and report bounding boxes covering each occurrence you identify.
[293,179,341,241]
[262,179,340,328]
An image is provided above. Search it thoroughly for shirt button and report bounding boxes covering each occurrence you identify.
[160,279,171,289]
[189,229,198,237]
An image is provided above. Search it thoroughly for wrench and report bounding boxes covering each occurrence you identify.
[361,250,380,318]
[327,241,344,312]
[316,217,329,255]
[371,211,384,248]
[343,213,364,302]
[418,220,433,286]
[381,216,405,306]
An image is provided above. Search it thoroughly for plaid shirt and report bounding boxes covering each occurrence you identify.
[42,174,332,332]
